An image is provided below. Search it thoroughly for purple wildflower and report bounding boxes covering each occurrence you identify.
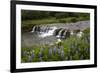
[22,51,27,57]
[28,52,34,62]
[49,48,52,56]
[38,51,43,58]
[53,47,57,55]
[58,48,61,55]
[60,50,64,60]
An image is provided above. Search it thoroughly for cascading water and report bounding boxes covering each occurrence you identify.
[22,20,89,48]
[31,25,72,39]
[31,26,36,32]
[56,29,65,38]
[39,26,57,38]
[62,30,67,39]
[31,26,40,33]
[31,25,58,38]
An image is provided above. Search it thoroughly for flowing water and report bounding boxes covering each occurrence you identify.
[21,20,90,48]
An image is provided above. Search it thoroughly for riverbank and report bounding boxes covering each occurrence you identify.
[22,18,90,32]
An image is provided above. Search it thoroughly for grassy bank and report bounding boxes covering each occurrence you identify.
[22,17,90,32]
[21,10,90,32]
[21,28,90,62]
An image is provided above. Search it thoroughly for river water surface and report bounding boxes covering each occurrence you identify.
[21,20,90,48]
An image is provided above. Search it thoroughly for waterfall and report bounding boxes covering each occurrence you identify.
[31,25,57,38]
[63,30,67,36]
[64,30,70,38]
[53,28,62,36]
[56,29,65,38]
[55,29,71,39]
[39,26,57,38]
[31,26,36,32]
[31,26,40,33]
[62,30,67,39]
[39,26,49,33]
[45,26,49,33]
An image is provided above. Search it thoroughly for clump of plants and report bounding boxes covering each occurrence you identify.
[21,28,90,63]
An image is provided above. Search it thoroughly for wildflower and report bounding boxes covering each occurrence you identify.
[31,52,34,58]
[22,51,27,57]
[77,31,83,38]
[53,47,57,55]
[38,51,43,58]
[58,48,61,55]
[60,50,64,60]
[28,51,34,62]
[49,48,52,57]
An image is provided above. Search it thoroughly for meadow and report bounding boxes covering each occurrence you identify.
[21,28,90,62]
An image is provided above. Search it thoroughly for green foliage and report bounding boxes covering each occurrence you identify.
[21,10,50,20]
[21,10,90,32]
[21,30,90,62]
[83,28,90,34]
[21,10,90,21]
[70,17,78,22]
[58,19,67,23]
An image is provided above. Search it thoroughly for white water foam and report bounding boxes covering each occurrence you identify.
[39,27,57,38]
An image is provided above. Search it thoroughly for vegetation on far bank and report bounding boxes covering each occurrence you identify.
[21,10,90,32]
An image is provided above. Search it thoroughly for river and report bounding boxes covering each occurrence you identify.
[21,20,90,48]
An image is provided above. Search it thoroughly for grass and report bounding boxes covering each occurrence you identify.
[21,16,90,32]
[21,28,90,63]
